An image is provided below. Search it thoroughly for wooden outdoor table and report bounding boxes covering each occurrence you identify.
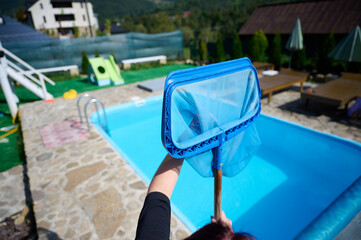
[259,69,309,103]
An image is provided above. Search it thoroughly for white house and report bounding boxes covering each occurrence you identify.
[27,0,98,38]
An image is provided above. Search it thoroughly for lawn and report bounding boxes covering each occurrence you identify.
[0,64,194,172]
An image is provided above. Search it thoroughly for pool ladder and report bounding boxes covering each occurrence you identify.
[77,94,108,133]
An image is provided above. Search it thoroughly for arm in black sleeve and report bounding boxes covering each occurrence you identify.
[135,192,171,240]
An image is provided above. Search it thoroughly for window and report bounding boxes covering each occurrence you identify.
[40,3,43,9]
[43,16,46,23]
[55,14,75,21]
[83,15,86,21]
[52,2,72,8]
[81,2,83,8]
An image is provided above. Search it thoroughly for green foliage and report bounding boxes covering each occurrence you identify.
[198,29,217,42]
[15,6,26,23]
[232,33,243,59]
[182,26,195,47]
[73,26,79,38]
[96,29,106,36]
[317,31,336,73]
[142,12,176,33]
[215,33,225,62]
[95,50,100,57]
[81,50,88,74]
[105,19,111,35]
[291,48,306,70]
[249,29,268,62]
[269,32,282,70]
[198,39,208,61]
[134,24,147,33]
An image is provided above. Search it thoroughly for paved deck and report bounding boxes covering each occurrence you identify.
[1,81,361,239]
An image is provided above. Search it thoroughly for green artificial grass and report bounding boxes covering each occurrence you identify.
[0,64,194,172]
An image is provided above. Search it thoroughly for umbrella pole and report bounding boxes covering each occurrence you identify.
[289,51,293,68]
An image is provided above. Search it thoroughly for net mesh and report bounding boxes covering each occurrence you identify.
[2,30,183,69]
[170,68,261,177]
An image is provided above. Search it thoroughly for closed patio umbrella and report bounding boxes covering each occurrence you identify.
[328,26,361,63]
[286,18,303,68]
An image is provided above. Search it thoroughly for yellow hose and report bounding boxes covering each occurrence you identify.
[0,111,20,139]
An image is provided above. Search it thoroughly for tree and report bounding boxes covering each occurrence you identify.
[182,26,194,47]
[105,19,111,35]
[81,51,88,74]
[232,33,243,59]
[215,32,225,62]
[269,32,282,70]
[249,29,268,62]
[15,7,27,23]
[198,39,208,62]
[317,31,335,73]
[198,29,217,43]
[95,50,100,57]
[122,15,135,31]
[134,24,147,33]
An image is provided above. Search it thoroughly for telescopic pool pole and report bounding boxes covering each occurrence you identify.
[213,132,225,220]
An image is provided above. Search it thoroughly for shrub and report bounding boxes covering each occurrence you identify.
[198,39,208,62]
[232,33,243,59]
[249,29,268,62]
[215,32,225,62]
[269,33,282,70]
[81,50,88,74]
[291,48,306,70]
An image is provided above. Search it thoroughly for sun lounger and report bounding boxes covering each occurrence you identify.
[301,73,361,109]
[259,68,309,103]
[253,62,274,74]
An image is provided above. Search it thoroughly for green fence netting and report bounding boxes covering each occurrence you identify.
[3,30,183,69]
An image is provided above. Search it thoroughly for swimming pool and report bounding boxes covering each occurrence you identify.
[90,95,361,240]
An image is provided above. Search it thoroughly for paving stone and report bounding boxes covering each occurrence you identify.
[36,152,53,162]
[32,190,45,201]
[66,162,79,169]
[64,161,107,191]
[97,147,114,155]
[127,201,141,211]
[130,181,147,190]
[70,216,79,225]
[80,232,92,240]
[65,228,76,238]
[37,220,51,229]
[176,229,189,239]
[82,187,126,239]
[7,165,23,175]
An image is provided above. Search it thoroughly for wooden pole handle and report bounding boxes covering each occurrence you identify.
[214,168,222,220]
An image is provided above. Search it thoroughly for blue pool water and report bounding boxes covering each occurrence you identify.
[90,95,361,240]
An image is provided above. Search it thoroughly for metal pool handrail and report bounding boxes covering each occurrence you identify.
[77,93,97,124]
[84,98,108,133]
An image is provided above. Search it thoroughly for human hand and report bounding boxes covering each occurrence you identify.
[211,210,233,232]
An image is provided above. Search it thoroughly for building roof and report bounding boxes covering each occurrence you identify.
[239,0,361,35]
[99,24,128,34]
[0,16,53,42]
[26,0,88,8]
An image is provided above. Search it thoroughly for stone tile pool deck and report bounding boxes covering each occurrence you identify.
[1,81,361,239]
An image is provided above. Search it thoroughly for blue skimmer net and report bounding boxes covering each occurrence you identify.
[162,58,261,177]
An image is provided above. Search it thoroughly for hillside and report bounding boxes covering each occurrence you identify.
[1,0,301,21]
